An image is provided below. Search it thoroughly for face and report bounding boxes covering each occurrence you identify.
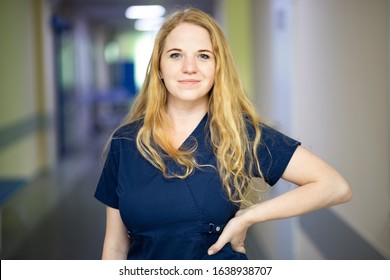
[160,23,215,109]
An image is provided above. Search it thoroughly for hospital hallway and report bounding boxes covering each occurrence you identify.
[4,132,108,260]
[1,0,389,261]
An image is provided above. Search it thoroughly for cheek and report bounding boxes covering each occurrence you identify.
[159,63,166,78]
[206,64,216,78]
[159,59,171,78]
[207,68,216,84]
[198,65,215,80]
[160,64,179,79]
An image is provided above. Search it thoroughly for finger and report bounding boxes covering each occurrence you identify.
[207,235,229,255]
[230,236,247,253]
[232,243,246,254]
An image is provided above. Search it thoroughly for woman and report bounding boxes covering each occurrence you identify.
[94,7,352,260]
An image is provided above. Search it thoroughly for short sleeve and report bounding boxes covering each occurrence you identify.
[94,140,120,208]
[257,125,301,186]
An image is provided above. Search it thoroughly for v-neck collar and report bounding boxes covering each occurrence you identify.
[177,113,208,151]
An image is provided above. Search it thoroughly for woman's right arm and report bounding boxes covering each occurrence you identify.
[101,206,130,259]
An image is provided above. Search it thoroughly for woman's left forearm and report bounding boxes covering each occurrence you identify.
[240,178,352,227]
[241,145,353,226]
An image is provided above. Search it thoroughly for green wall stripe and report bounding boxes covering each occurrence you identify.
[0,179,27,206]
[0,114,52,151]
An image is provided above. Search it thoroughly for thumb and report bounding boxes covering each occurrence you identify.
[207,238,227,256]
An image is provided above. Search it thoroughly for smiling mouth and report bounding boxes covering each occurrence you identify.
[178,79,200,85]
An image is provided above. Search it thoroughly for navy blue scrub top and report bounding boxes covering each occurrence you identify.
[94,114,300,260]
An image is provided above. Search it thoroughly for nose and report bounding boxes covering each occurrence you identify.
[182,57,197,74]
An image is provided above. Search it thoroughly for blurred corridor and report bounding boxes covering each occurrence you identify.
[5,131,106,259]
[1,0,389,260]
[1,0,216,260]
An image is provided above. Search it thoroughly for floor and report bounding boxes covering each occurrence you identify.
[7,134,108,260]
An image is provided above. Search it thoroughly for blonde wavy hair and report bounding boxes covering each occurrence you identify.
[114,7,266,207]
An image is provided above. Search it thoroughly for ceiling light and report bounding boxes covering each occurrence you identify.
[125,5,166,19]
[134,18,165,32]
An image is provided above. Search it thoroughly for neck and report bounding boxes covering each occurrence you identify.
[164,103,207,148]
[166,98,208,124]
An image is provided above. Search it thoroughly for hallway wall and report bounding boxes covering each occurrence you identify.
[250,0,297,260]
[0,0,59,257]
[0,0,56,179]
[252,0,389,259]
[291,0,389,259]
[220,0,255,99]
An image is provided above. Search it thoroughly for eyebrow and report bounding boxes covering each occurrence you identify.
[166,48,214,53]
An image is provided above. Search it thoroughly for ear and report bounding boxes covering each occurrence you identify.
[158,71,163,80]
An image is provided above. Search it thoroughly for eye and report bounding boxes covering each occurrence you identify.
[169,53,182,59]
[198,53,210,60]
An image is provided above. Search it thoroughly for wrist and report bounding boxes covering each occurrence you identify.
[238,204,259,228]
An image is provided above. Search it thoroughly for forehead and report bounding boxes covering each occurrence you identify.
[163,23,212,50]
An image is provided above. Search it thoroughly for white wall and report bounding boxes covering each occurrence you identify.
[252,0,390,259]
[251,0,297,260]
[291,0,389,258]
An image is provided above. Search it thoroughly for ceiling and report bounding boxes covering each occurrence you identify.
[54,0,216,31]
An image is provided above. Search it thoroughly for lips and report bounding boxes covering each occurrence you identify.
[178,79,200,85]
